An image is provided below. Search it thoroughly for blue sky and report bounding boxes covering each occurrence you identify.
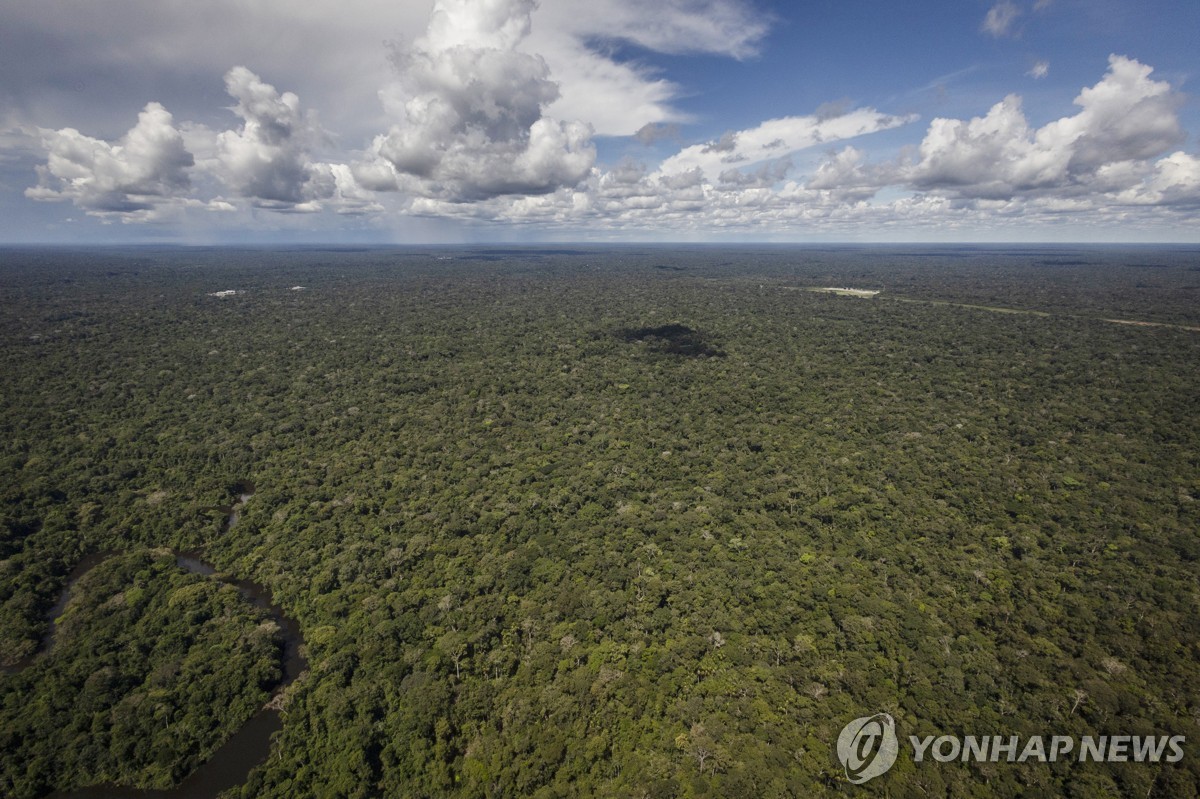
[1,0,1197,243]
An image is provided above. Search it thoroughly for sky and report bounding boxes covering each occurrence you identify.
[1,0,1198,244]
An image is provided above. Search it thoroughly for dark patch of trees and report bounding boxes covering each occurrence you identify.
[619,323,725,357]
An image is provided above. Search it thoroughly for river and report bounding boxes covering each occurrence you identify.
[9,492,306,799]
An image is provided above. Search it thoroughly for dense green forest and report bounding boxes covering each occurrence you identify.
[1,245,1198,797]
[0,550,281,796]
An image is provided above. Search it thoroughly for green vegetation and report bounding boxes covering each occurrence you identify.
[0,551,281,797]
[1,245,1198,797]
[618,324,725,358]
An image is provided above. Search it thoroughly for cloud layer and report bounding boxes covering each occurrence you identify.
[527,0,768,134]
[658,108,917,181]
[15,0,1200,239]
[397,55,1199,236]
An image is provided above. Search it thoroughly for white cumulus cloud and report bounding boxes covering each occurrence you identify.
[1108,151,1200,207]
[909,55,1185,198]
[215,67,336,209]
[806,146,897,203]
[426,56,1199,239]
[362,0,596,202]
[25,102,194,218]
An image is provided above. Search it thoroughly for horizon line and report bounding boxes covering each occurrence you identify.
[3,241,1200,250]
